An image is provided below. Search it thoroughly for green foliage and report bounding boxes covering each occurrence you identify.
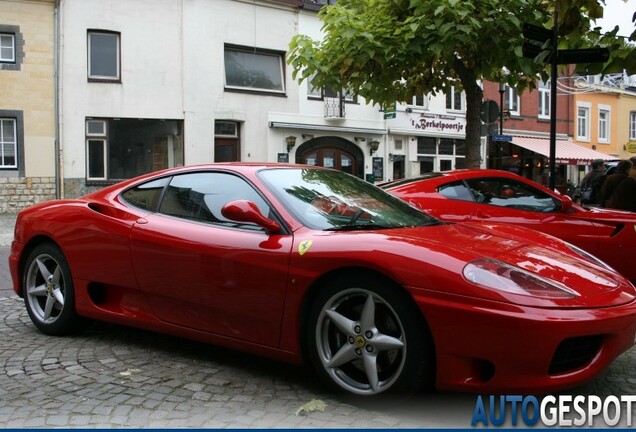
[288,0,635,167]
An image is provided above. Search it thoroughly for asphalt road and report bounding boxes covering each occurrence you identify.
[0,214,635,428]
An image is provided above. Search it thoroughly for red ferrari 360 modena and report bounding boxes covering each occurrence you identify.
[9,164,636,396]
[383,169,636,283]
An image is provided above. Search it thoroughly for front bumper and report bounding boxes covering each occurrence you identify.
[410,287,636,393]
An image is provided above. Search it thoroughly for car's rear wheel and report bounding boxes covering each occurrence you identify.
[306,275,433,395]
[23,243,77,335]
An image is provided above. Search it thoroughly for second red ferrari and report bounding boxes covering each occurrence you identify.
[383,169,636,282]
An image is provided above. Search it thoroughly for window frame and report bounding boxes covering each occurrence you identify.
[538,80,550,119]
[0,32,15,63]
[630,111,636,141]
[505,86,520,116]
[87,30,121,82]
[445,86,464,111]
[0,25,22,71]
[577,102,591,142]
[0,117,18,169]
[86,119,108,180]
[307,74,356,103]
[224,44,286,95]
[598,105,610,143]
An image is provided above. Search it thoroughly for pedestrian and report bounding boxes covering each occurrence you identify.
[600,159,632,207]
[579,159,605,206]
[605,161,636,212]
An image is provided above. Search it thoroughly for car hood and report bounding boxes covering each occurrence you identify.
[315,221,634,309]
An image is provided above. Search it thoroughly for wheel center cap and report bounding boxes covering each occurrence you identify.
[354,335,366,348]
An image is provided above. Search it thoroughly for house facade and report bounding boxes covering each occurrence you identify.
[572,73,636,164]
[56,0,471,199]
[482,74,620,191]
[0,0,57,212]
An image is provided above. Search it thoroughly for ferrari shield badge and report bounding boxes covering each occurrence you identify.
[298,240,313,256]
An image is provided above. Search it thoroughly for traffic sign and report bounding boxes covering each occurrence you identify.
[480,100,500,124]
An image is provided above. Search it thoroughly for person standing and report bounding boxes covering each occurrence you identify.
[600,160,632,207]
[579,159,605,206]
[605,160,636,212]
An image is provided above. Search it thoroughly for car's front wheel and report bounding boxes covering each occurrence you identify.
[306,276,433,395]
[23,243,78,335]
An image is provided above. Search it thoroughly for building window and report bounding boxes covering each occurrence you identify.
[224,45,285,94]
[410,93,431,109]
[630,112,636,140]
[88,30,120,81]
[416,136,466,172]
[85,118,184,182]
[445,86,463,111]
[0,33,15,63]
[505,86,520,116]
[577,104,591,141]
[538,80,550,119]
[307,74,356,102]
[0,118,17,168]
[598,106,610,143]
[214,120,240,162]
[0,25,23,71]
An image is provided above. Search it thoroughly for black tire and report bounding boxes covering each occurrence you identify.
[305,274,434,396]
[23,243,78,335]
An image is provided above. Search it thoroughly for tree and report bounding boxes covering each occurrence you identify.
[288,0,634,168]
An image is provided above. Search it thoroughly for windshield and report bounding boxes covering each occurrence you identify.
[259,167,438,230]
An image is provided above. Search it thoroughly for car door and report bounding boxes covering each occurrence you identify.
[129,171,292,347]
[464,177,602,256]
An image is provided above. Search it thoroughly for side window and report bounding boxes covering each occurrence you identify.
[466,178,557,212]
[158,172,271,230]
[438,181,474,202]
[121,177,170,211]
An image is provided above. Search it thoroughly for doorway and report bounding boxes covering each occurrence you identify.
[296,136,364,178]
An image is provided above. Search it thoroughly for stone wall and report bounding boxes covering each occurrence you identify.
[0,177,56,213]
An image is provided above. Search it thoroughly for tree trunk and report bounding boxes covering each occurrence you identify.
[455,58,483,168]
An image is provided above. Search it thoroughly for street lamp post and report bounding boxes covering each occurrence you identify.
[498,83,505,170]
[498,83,505,135]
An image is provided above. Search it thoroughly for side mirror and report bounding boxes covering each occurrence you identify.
[221,200,281,233]
[561,194,573,213]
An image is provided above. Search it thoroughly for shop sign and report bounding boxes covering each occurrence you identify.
[626,141,636,154]
[410,113,465,134]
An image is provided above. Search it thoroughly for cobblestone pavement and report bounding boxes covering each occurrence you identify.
[0,297,476,428]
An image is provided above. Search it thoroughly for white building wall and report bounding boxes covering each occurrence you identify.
[59,0,184,179]
[57,0,470,193]
[182,0,299,164]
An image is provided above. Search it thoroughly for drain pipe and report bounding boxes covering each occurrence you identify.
[53,0,63,199]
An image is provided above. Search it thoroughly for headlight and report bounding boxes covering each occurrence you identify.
[565,242,615,272]
[463,258,578,299]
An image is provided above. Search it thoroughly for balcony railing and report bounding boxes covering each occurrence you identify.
[324,97,345,119]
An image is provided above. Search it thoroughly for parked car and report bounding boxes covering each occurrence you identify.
[382,168,636,282]
[9,164,636,395]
